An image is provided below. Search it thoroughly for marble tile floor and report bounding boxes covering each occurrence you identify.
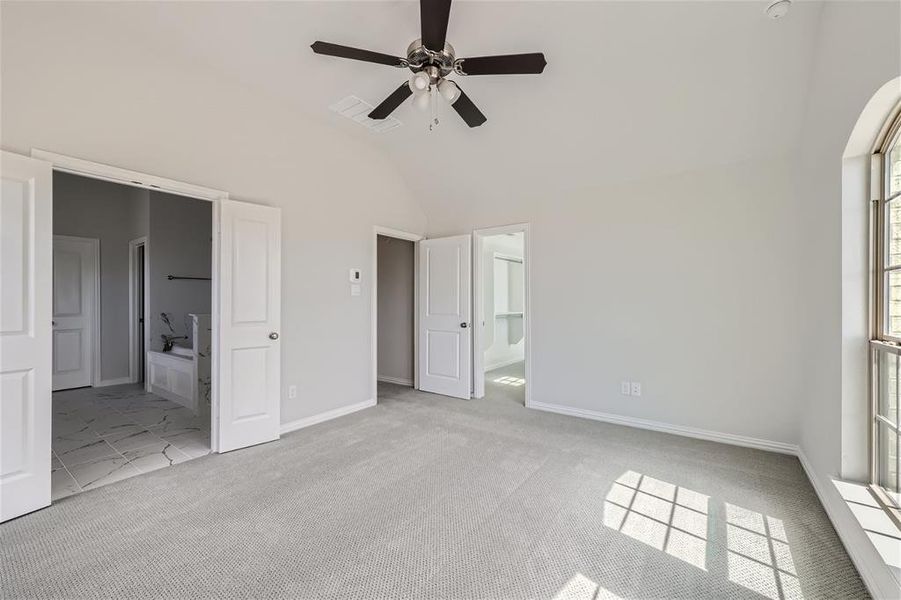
[51,384,210,501]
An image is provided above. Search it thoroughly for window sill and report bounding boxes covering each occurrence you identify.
[833,479,901,588]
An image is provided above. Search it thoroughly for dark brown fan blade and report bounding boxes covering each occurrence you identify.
[369,82,413,119]
[456,53,547,75]
[450,87,486,127]
[311,41,405,67]
[420,0,452,51]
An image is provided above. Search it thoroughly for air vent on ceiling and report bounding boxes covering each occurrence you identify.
[329,96,402,133]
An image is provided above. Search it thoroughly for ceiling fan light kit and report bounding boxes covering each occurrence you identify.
[311,0,547,129]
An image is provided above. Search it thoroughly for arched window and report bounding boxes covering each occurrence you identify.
[870,105,901,524]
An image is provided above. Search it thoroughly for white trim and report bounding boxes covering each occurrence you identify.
[484,356,524,372]
[280,399,376,435]
[94,377,133,388]
[31,149,228,201]
[797,449,900,599]
[530,400,799,455]
[128,237,149,384]
[377,375,414,387]
[472,223,531,405]
[372,226,424,405]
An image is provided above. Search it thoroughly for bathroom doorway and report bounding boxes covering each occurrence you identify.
[50,171,214,500]
[472,224,531,407]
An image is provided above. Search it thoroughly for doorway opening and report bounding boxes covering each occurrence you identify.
[372,226,423,403]
[474,225,530,407]
[50,171,213,500]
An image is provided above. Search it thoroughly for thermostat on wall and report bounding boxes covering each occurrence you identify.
[349,268,361,282]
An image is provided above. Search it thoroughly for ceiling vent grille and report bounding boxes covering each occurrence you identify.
[329,96,402,133]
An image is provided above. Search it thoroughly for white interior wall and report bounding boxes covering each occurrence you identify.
[0,5,427,425]
[432,156,806,446]
[482,234,525,371]
[376,235,414,385]
[147,192,212,352]
[53,172,149,383]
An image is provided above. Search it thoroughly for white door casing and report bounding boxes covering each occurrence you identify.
[1,151,52,522]
[217,199,281,452]
[418,235,472,399]
[51,236,97,391]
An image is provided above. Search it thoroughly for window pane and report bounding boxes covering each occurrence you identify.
[890,138,901,197]
[878,351,900,424]
[887,199,901,267]
[876,421,899,507]
[886,271,901,336]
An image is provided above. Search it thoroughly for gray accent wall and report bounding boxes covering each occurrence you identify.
[377,235,414,385]
[147,191,212,351]
[53,172,149,382]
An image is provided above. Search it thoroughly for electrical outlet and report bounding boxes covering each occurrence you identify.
[621,381,631,395]
[288,385,297,399]
[630,382,642,397]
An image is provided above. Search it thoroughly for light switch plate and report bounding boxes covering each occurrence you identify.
[621,381,631,395]
[350,284,361,296]
[349,268,361,282]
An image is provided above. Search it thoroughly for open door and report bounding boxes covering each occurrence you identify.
[418,235,472,399]
[217,199,281,452]
[1,151,52,522]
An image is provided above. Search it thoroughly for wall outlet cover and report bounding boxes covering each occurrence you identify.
[288,385,297,399]
[631,382,642,396]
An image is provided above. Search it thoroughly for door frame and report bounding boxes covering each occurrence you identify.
[128,236,149,384]
[31,149,229,452]
[51,234,100,389]
[472,223,532,406]
[371,226,424,402]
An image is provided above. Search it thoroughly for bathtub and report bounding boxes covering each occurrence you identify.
[146,313,211,416]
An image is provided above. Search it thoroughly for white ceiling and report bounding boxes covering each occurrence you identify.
[3,1,826,221]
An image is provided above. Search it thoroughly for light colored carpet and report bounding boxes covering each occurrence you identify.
[1,383,867,599]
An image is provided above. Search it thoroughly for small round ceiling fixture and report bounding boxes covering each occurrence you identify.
[765,0,791,19]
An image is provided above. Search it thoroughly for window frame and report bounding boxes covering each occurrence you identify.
[869,104,901,527]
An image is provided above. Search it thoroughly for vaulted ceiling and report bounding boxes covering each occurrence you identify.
[2,1,827,223]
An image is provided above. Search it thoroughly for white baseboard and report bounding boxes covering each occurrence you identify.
[377,375,413,387]
[94,377,133,388]
[485,356,524,372]
[797,449,899,599]
[280,398,376,435]
[529,400,799,455]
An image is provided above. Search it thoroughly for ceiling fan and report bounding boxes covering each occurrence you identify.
[311,0,547,128]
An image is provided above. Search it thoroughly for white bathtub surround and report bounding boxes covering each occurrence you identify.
[50,384,210,500]
[146,314,211,416]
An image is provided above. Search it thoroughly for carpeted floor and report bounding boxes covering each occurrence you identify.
[1,383,867,599]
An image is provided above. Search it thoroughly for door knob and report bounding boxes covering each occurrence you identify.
[460,322,468,328]
[269,332,279,340]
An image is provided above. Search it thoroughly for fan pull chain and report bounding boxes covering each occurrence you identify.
[429,87,439,131]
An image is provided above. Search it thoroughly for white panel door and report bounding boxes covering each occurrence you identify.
[52,236,96,391]
[1,151,52,522]
[217,199,281,452]
[418,235,471,399]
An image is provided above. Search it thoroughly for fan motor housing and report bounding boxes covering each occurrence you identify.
[406,39,456,78]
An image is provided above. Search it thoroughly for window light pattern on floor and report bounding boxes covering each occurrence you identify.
[603,471,710,570]
[551,573,623,600]
[492,376,525,387]
[726,503,804,600]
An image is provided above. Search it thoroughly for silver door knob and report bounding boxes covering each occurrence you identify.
[269,332,279,340]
